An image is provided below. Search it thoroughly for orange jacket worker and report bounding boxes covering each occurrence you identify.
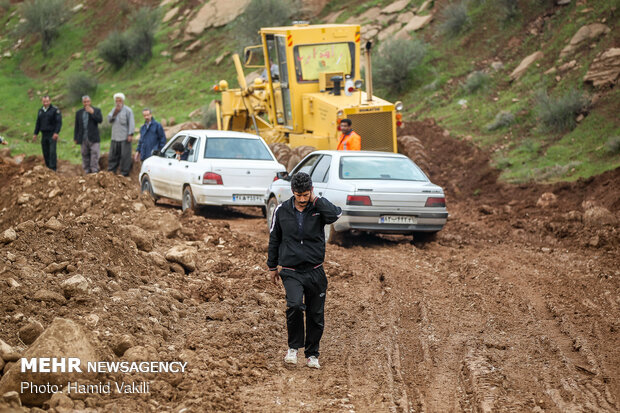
[336,119,361,151]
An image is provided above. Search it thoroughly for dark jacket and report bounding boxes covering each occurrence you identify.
[136,119,166,161]
[267,196,342,270]
[73,107,103,144]
[34,105,62,135]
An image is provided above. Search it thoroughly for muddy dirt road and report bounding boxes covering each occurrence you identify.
[0,121,618,412]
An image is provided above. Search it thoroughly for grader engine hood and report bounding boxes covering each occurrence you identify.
[299,91,397,152]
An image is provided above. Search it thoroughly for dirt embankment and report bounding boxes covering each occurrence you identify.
[0,123,619,412]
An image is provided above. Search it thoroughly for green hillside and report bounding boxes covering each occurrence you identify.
[0,0,618,183]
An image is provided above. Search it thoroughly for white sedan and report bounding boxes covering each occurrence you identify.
[265,150,448,242]
[139,130,286,212]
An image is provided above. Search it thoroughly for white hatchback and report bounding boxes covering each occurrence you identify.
[139,130,286,212]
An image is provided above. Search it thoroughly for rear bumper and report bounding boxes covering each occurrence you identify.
[334,209,448,234]
[192,185,267,206]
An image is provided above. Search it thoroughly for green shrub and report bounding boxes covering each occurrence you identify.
[605,136,620,154]
[374,38,428,94]
[461,70,489,94]
[66,73,98,105]
[98,7,160,69]
[235,0,300,46]
[532,161,581,181]
[19,0,69,56]
[202,105,218,128]
[486,110,515,131]
[498,0,519,23]
[125,7,160,63]
[98,31,131,70]
[0,0,11,12]
[535,89,590,132]
[438,1,469,38]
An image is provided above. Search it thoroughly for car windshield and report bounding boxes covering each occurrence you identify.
[204,138,273,160]
[294,42,355,82]
[339,156,428,181]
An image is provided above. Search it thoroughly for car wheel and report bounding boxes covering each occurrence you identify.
[266,197,279,230]
[141,175,158,202]
[324,224,342,244]
[182,185,197,212]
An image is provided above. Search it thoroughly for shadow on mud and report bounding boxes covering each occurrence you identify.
[335,231,432,248]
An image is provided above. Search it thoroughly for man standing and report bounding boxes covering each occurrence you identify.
[336,118,361,151]
[134,108,166,162]
[268,172,342,369]
[32,95,62,170]
[74,95,103,174]
[107,92,135,176]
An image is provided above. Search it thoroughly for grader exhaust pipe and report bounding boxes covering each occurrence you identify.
[365,41,373,102]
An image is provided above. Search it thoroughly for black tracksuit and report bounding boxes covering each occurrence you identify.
[268,196,342,358]
[34,105,62,171]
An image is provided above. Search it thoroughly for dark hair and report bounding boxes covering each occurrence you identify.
[172,142,185,153]
[340,118,352,126]
[291,172,312,193]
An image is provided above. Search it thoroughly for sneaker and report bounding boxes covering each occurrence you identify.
[306,356,320,369]
[284,348,298,365]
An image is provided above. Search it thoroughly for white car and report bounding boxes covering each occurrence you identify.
[265,150,448,242]
[139,130,286,212]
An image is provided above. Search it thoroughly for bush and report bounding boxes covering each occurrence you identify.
[66,73,98,105]
[0,0,11,12]
[235,0,300,46]
[374,38,428,95]
[535,89,590,132]
[19,0,69,56]
[438,1,469,38]
[605,136,620,154]
[125,7,160,63]
[486,110,515,131]
[461,70,489,94]
[498,0,519,23]
[98,31,131,70]
[98,7,160,69]
[202,104,218,128]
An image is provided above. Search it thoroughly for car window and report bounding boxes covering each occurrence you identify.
[184,137,199,162]
[339,156,428,181]
[311,155,331,183]
[204,137,273,160]
[163,135,186,158]
[293,154,320,175]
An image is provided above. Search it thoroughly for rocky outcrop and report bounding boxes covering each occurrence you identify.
[186,0,251,35]
[560,24,610,59]
[583,48,620,88]
[510,51,543,81]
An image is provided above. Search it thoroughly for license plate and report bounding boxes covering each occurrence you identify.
[232,194,262,202]
[379,215,417,224]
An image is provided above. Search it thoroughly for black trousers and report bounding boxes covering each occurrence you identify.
[41,132,57,171]
[108,140,133,176]
[281,266,327,358]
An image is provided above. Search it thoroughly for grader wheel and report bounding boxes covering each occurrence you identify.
[268,143,317,172]
[397,135,431,174]
[268,143,292,167]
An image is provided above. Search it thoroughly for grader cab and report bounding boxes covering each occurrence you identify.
[213,23,403,152]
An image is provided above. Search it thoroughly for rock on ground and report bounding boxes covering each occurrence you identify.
[560,24,610,59]
[583,48,620,88]
[510,51,544,81]
[0,318,100,406]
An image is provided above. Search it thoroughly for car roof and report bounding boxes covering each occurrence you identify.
[174,130,262,139]
[308,150,408,158]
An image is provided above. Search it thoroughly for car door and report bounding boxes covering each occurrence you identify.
[310,155,331,198]
[274,154,322,203]
[155,134,186,198]
[169,135,202,201]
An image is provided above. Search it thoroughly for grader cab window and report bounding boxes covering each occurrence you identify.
[294,42,355,82]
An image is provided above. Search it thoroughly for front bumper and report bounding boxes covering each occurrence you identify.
[333,209,448,234]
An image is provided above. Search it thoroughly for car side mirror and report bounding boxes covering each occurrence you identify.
[276,171,290,181]
[152,149,161,157]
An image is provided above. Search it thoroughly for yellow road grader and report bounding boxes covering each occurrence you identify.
[213,23,404,157]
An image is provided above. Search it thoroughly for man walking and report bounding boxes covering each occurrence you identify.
[336,118,361,151]
[107,92,135,176]
[74,95,103,174]
[268,172,342,369]
[134,108,166,162]
[32,95,62,170]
